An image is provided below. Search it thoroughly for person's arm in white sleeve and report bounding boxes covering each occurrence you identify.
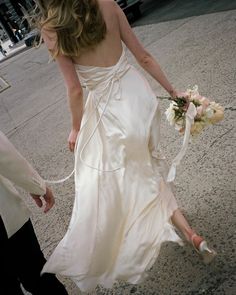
[0,131,46,195]
[0,131,54,213]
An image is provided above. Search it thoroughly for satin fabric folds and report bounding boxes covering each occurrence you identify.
[42,47,182,292]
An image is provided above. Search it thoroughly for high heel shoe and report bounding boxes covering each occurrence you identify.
[189,232,217,264]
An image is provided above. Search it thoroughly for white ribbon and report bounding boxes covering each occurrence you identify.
[45,169,75,184]
[166,102,197,182]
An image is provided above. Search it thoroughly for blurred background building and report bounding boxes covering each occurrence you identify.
[0,0,34,43]
[0,0,142,48]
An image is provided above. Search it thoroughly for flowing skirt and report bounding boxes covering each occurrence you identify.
[42,65,182,292]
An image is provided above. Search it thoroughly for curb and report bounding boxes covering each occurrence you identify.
[0,45,30,64]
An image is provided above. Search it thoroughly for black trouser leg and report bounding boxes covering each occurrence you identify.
[0,216,24,295]
[0,218,68,295]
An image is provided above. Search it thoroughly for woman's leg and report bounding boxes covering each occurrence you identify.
[171,208,217,263]
[171,209,203,247]
[171,209,192,240]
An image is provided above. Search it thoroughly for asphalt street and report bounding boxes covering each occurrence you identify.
[0,1,235,294]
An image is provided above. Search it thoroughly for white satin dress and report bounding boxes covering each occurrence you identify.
[42,47,184,292]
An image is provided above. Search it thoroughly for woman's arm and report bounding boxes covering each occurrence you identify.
[55,54,83,151]
[115,3,178,97]
[55,54,83,130]
[41,29,83,151]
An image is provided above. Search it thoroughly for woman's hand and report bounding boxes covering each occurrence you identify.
[170,89,188,99]
[68,129,79,152]
[170,90,190,110]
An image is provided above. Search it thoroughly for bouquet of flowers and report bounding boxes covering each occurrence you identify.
[165,85,224,136]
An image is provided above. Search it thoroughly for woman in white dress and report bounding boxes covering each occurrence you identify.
[37,0,216,292]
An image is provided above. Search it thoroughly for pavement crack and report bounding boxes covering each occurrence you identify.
[225,106,236,111]
[198,127,234,163]
[209,127,234,148]
[26,60,45,66]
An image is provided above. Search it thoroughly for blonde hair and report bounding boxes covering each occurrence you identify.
[35,0,107,57]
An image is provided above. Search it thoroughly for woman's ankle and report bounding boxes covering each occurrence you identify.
[186,229,204,249]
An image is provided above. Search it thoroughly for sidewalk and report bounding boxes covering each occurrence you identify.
[0,39,27,62]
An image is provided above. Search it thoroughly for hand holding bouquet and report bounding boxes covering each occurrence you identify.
[165,86,224,136]
[161,86,224,182]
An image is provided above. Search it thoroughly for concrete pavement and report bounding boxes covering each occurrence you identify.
[0,1,235,294]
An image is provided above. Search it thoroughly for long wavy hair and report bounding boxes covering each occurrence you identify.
[34,0,107,57]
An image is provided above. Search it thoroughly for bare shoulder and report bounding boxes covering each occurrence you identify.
[98,0,118,12]
[99,0,117,6]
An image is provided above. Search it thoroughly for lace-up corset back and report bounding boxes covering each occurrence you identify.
[74,48,130,100]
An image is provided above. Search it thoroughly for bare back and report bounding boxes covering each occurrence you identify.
[42,0,172,103]
[72,0,123,67]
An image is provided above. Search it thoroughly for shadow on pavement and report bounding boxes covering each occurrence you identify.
[133,0,236,26]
